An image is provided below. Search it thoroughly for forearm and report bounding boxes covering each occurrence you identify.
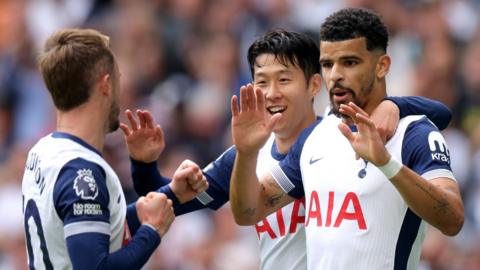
[385,96,452,130]
[67,226,160,270]
[131,159,170,196]
[230,152,264,225]
[389,167,464,236]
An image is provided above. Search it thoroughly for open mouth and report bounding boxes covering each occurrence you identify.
[332,88,349,97]
[267,106,286,115]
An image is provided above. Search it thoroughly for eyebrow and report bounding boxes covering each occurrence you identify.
[255,69,294,77]
[320,54,362,62]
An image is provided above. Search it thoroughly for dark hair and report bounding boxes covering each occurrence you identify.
[247,29,320,80]
[320,8,389,52]
[39,28,115,111]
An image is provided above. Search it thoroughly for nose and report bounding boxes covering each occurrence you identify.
[265,82,281,101]
[330,63,344,83]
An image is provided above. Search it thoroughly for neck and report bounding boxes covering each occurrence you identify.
[274,110,317,154]
[56,105,107,152]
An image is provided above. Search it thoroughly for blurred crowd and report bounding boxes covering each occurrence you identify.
[0,0,479,269]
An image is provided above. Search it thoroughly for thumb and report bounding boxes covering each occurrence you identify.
[119,123,130,137]
[266,113,282,132]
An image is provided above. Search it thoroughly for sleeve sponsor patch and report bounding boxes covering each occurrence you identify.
[73,203,103,216]
[428,131,451,164]
[73,169,99,200]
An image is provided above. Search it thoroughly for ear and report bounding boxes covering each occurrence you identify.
[308,73,322,98]
[376,55,391,79]
[98,73,112,96]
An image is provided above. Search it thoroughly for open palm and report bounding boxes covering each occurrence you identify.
[120,109,165,162]
[338,103,390,166]
[231,84,281,154]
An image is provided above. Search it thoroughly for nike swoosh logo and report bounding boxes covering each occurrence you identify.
[309,156,323,165]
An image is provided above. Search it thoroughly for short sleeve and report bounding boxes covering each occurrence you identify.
[402,118,455,181]
[53,158,111,238]
[197,146,237,209]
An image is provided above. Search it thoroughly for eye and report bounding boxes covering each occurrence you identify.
[255,81,267,87]
[344,60,358,67]
[279,78,291,83]
[321,62,333,69]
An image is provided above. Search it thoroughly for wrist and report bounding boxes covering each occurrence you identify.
[142,223,161,236]
[377,156,402,179]
[163,184,181,205]
[236,149,259,159]
[130,157,157,166]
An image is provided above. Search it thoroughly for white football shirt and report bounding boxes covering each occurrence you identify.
[199,134,307,270]
[271,114,455,270]
[22,132,127,269]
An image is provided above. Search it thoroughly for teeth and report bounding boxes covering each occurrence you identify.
[268,106,286,113]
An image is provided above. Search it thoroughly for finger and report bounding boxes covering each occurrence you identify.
[187,170,202,185]
[143,110,155,129]
[338,122,355,143]
[155,124,165,142]
[196,179,209,193]
[339,104,357,121]
[195,170,204,181]
[190,178,205,190]
[231,95,239,116]
[255,87,265,111]
[265,113,282,132]
[240,86,249,112]
[176,166,196,181]
[354,113,376,129]
[348,102,369,117]
[137,110,147,129]
[136,196,146,207]
[146,191,158,199]
[119,123,130,136]
[180,159,197,170]
[126,109,139,131]
[246,84,256,111]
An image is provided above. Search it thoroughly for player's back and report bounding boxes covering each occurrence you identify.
[22,132,126,269]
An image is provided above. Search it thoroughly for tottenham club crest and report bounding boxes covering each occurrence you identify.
[74,169,99,200]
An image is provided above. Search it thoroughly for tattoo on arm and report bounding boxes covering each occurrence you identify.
[265,194,283,207]
[242,208,256,217]
[262,181,284,207]
[415,182,451,215]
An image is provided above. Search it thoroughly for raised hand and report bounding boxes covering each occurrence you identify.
[170,159,209,203]
[120,109,165,162]
[338,102,391,166]
[136,192,174,237]
[231,84,282,155]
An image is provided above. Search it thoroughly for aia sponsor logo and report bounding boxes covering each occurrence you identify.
[255,198,305,239]
[306,191,366,230]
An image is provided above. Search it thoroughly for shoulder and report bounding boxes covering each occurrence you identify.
[400,117,453,178]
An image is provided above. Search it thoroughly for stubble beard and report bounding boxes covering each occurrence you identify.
[330,76,375,120]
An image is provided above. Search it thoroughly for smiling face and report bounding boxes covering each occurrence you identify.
[319,37,389,118]
[253,53,320,139]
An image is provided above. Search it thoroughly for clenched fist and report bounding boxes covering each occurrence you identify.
[136,192,174,237]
